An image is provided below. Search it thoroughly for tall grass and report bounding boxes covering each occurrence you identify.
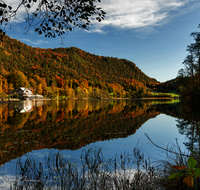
[2,144,200,189]
[3,147,160,190]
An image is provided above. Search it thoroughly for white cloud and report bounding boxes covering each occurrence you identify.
[20,38,49,45]
[4,0,199,33]
[91,0,198,33]
[4,0,38,23]
[4,0,25,22]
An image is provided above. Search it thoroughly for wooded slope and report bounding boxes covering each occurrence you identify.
[0,35,159,98]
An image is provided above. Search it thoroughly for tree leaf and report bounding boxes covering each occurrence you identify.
[183,175,194,187]
[188,156,197,169]
[26,4,31,9]
[194,168,200,178]
[0,3,7,8]
[168,171,185,179]
[173,165,189,170]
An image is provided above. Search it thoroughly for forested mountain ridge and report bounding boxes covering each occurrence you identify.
[0,35,159,98]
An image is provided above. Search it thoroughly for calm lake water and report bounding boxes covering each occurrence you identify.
[0,99,192,188]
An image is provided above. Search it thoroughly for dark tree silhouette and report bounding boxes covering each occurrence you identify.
[177,27,200,103]
[182,54,195,91]
[187,32,200,90]
[0,0,106,38]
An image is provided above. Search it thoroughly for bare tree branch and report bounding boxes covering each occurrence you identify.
[0,0,106,39]
[144,133,190,158]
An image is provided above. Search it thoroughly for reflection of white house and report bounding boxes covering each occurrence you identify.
[16,100,33,113]
[16,87,43,99]
[16,100,45,113]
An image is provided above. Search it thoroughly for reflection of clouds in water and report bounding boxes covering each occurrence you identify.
[0,175,15,189]
[0,149,152,190]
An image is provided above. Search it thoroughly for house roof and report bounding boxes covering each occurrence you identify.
[16,87,32,92]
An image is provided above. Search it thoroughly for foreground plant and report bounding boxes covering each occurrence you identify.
[168,156,200,187]
[145,133,200,189]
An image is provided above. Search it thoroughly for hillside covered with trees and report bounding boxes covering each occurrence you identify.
[0,35,159,99]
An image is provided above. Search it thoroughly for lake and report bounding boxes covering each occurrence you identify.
[0,99,194,188]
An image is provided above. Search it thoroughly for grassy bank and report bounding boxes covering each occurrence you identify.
[150,92,180,98]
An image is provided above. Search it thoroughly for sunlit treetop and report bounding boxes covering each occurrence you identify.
[0,0,106,39]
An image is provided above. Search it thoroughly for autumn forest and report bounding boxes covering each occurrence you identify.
[0,35,159,99]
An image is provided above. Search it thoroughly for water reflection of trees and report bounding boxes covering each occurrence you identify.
[0,100,163,166]
[176,103,200,152]
[1,100,199,190]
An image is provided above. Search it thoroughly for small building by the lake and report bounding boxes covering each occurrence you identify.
[15,87,44,100]
[16,87,33,98]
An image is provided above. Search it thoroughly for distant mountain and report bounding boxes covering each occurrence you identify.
[156,78,180,93]
[0,35,159,98]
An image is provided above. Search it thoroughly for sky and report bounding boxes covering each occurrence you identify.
[4,0,200,82]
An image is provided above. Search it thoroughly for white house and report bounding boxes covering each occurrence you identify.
[15,87,44,99]
[16,87,33,97]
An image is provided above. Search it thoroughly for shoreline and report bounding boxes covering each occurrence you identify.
[0,101,11,104]
[140,97,173,100]
[0,96,175,104]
